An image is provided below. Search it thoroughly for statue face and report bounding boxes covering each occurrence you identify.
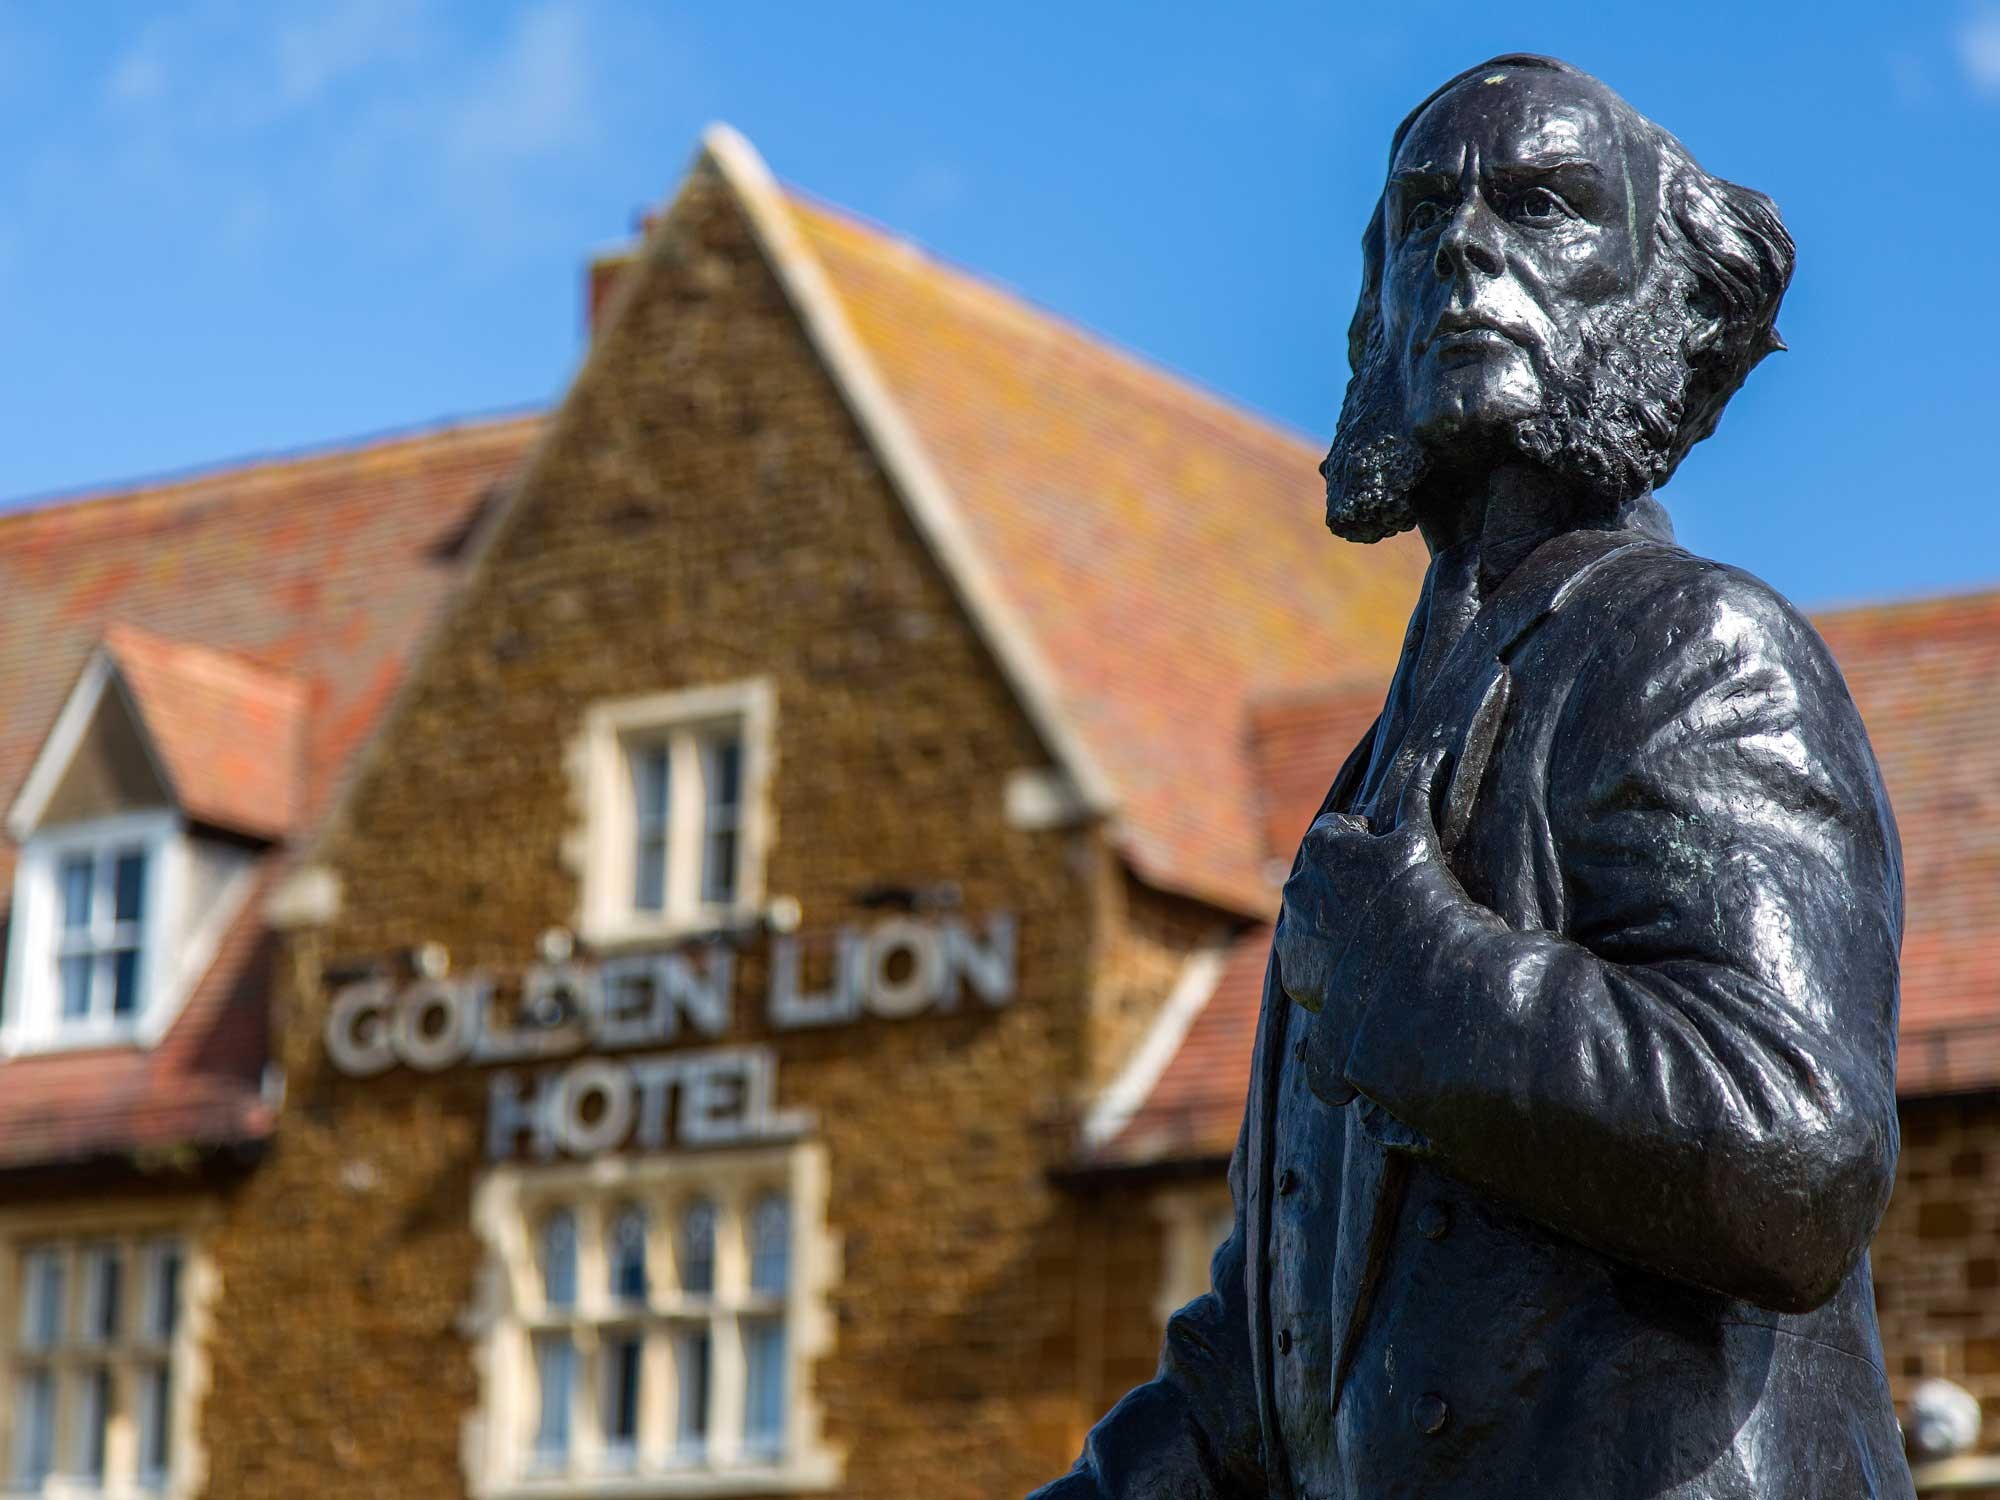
[1380,67,1659,456]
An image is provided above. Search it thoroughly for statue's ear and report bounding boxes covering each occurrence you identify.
[1687,313,1725,358]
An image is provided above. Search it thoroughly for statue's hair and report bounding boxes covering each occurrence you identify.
[1330,55,1793,537]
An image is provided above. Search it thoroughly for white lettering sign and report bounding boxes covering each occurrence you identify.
[323,914,1015,1077]
[324,914,1016,1161]
[484,1047,813,1160]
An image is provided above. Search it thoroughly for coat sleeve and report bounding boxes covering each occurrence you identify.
[1028,1122,1266,1500]
[1336,563,1904,1314]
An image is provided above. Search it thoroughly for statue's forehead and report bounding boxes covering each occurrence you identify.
[1391,70,1627,177]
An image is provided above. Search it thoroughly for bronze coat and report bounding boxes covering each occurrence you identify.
[1034,509,1913,1499]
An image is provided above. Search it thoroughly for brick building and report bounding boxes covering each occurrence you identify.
[0,127,1993,1498]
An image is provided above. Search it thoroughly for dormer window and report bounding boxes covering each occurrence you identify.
[1,628,302,1056]
[27,814,171,1042]
[572,681,775,947]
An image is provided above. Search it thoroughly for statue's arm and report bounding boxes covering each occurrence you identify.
[1335,567,1903,1314]
[1029,1120,1266,1500]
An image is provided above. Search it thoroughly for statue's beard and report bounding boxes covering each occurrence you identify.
[1322,276,1693,543]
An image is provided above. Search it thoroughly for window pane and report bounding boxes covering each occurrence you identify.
[600,1333,643,1467]
[698,736,742,906]
[673,1328,710,1462]
[743,1319,787,1460]
[540,1211,577,1311]
[20,1250,65,1351]
[137,1363,172,1485]
[59,855,93,930]
[144,1242,183,1343]
[59,955,92,1022]
[630,746,671,913]
[10,1368,53,1488]
[112,948,141,1018]
[113,850,147,924]
[71,1365,111,1481]
[634,834,669,913]
[632,744,671,825]
[532,1334,574,1470]
[703,735,742,814]
[609,1206,648,1305]
[699,829,738,907]
[80,1245,121,1344]
[750,1194,789,1297]
[679,1200,715,1298]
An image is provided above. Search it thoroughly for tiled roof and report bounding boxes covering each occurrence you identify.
[0,415,535,852]
[1817,591,2000,1095]
[0,415,537,1169]
[1246,683,1385,869]
[103,626,308,841]
[1096,587,2000,1164]
[784,196,1427,913]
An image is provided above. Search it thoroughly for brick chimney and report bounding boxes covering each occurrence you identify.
[585,248,637,338]
[585,210,666,338]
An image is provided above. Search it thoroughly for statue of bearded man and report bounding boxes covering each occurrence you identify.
[1032,55,1913,1500]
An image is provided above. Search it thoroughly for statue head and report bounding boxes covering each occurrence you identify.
[1322,55,1794,543]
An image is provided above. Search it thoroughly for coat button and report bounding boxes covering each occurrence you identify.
[1416,1200,1451,1240]
[1277,1328,1293,1355]
[1412,1393,1448,1434]
[1277,1168,1299,1197]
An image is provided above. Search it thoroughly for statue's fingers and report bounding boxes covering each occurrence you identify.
[1305,809,1372,844]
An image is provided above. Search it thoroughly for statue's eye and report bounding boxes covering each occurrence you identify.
[1512,186,1569,224]
[1403,199,1448,234]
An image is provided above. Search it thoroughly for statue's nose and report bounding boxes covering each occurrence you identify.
[1435,198,1503,281]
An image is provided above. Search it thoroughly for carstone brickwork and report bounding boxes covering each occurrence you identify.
[1876,1093,2000,1452]
[1086,874,1237,1098]
[195,163,1120,1499]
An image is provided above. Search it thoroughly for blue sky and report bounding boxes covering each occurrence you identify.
[0,1,1994,609]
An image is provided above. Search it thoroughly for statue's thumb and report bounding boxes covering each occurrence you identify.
[1400,746,1450,835]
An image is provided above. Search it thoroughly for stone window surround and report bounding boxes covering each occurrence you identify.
[565,681,777,953]
[466,1142,840,1500]
[0,1200,218,1500]
[1152,1185,1234,1334]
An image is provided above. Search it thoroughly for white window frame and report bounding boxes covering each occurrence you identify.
[0,811,180,1056]
[1152,1183,1235,1334]
[466,1144,839,1500]
[0,1203,216,1500]
[567,682,775,950]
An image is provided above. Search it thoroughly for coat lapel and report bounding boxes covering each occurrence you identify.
[1357,527,1660,823]
[1322,524,1667,1414]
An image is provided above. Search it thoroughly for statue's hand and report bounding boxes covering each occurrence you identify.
[1278,748,1449,1105]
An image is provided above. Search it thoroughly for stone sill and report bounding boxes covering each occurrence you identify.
[477,1457,839,1500]
[1914,1454,2000,1493]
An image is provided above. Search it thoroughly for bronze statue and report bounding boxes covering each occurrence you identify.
[1033,55,1913,1499]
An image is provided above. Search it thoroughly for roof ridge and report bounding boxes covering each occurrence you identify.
[1811,584,2000,624]
[0,407,542,530]
[781,187,1327,460]
[103,624,306,693]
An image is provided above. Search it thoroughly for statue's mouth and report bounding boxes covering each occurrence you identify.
[1422,310,1531,359]
[1431,328,1520,367]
